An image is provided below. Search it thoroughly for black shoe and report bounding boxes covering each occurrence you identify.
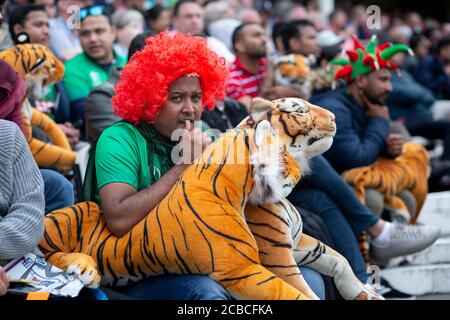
[372,278,416,300]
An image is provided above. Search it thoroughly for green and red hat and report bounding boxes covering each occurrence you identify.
[330,35,414,84]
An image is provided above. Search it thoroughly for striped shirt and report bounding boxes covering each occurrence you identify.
[226,57,266,100]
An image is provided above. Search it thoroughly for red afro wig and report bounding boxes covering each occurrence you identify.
[113,31,229,125]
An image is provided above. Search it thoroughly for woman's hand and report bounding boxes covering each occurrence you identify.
[178,120,211,164]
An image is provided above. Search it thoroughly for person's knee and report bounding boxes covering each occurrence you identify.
[299,267,325,300]
[365,189,384,217]
[396,190,416,216]
[187,275,233,300]
[41,169,74,213]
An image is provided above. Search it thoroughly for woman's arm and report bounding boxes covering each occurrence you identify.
[99,164,188,237]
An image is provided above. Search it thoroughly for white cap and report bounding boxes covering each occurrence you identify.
[317,30,344,47]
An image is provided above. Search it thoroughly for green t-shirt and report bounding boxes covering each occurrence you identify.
[63,51,127,102]
[94,121,175,205]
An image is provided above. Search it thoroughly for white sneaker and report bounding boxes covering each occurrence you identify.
[370,222,440,261]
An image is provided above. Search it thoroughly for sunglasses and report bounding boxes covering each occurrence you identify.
[79,5,106,21]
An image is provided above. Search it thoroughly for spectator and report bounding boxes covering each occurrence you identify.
[410,32,432,60]
[172,0,235,63]
[406,12,423,34]
[387,51,450,189]
[314,46,401,173]
[7,4,78,148]
[271,0,295,23]
[311,37,440,256]
[0,0,13,51]
[387,25,412,45]
[238,8,262,25]
[387,52,436,125]
[34,0,56,18]
[328,9,348,36]
[285,5,307,22]
[307,10,326,32]
[207,18,240,52]
[63,5,126,135]
[228,22,307,107]
[0,119,45,266]
[85,31,155,145]
[111,9,144,57]
[270,21,286,56]
[48,0,89,62]
[0,59,26,136]
[0,52,74,216]
[172,0,204,35]
[226,22,267,109]
[3,0,29,23]
[204,1,239,52]
[110,0,145,12]
[95,28,324,299]
[85,66,121,145]
[280,19,321,60]
[405,32,431,71]
[411,36,450,100]
[203,0,235,33]
[86,30,326,300]
[8,4,49,45]
[144,3,170,33]
[350,5,371,40]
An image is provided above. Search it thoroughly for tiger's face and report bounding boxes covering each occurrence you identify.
[238,97,336,175]
[249,120,301,204]
[0,44,64,99]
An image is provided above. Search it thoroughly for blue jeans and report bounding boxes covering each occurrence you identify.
[117,267,325,300]
[300,266,325,299]
[297,156,379,235]
[40,169,74,213]
[288,156,379,283]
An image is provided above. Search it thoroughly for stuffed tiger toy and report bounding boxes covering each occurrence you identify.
[341,142,429,224]
[274,54,314,97]
[39,97,382,300]
[0,44,76,173]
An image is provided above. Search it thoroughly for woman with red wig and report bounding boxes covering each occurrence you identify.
[88,31,232,299]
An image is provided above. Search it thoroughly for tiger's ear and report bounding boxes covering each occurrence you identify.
[255,120,272,147]
[250,97,276,122]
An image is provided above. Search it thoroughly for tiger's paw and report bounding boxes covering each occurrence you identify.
[61,253,101,288]
[354,284,385,300]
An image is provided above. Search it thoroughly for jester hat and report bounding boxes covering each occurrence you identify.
[330,35,414,84]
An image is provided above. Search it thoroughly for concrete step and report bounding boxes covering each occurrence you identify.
[410,237,450,265]
[381,264,450,295]
[380,192,450,297]
[418,191,450,236]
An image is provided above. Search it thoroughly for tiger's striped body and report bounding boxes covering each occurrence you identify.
[40,98,382,300]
